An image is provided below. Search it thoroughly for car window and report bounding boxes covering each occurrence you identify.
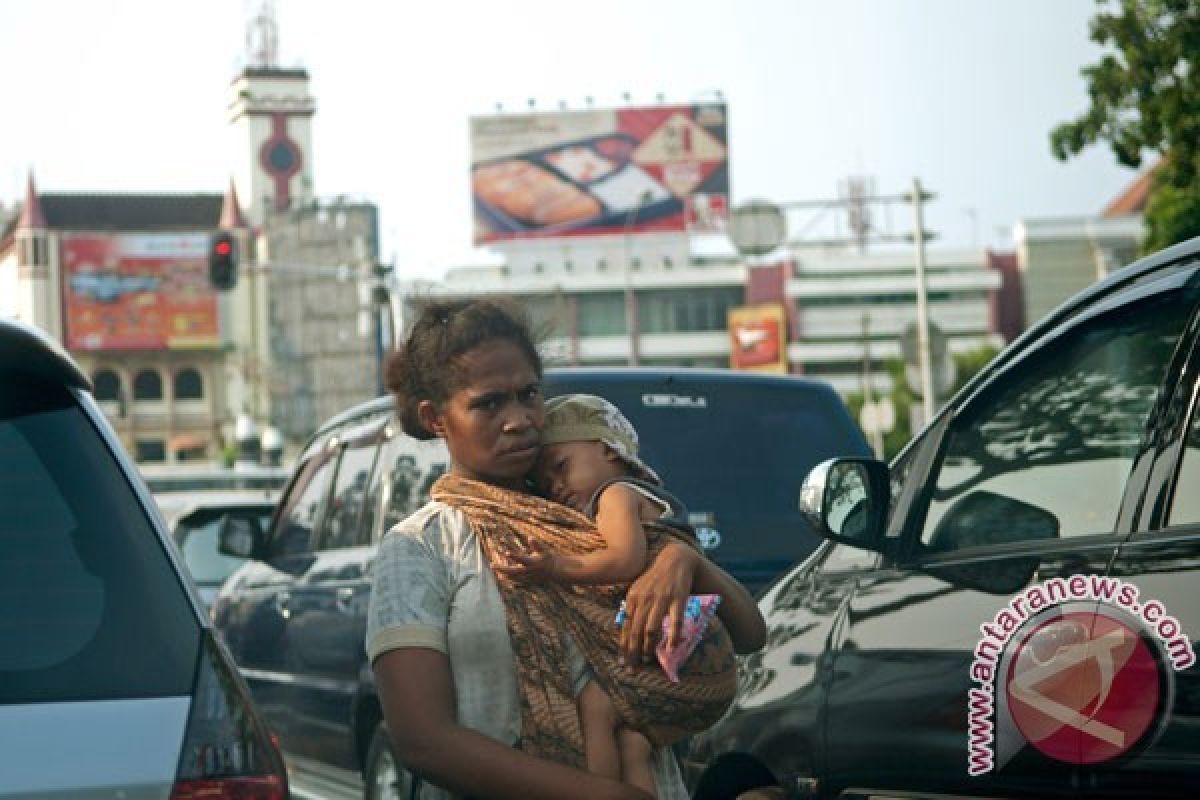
[319,439,380,551]
[272,448,337,557]
[1169,390,1200,526]
[919,287,1193,553]
[176,509,273,585]
[371,430,450,541]
[0,373,199,704]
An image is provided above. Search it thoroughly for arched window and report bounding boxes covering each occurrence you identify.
[174,368,204,401]
[133,369,163,402]
[93,369,120,402]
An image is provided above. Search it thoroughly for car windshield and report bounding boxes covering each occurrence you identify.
[176,508,274,585]
[0,371,199,705]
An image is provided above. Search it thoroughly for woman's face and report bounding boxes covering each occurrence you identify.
[419,339,544,490]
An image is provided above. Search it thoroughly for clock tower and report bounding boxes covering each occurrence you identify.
[228,2,316,225]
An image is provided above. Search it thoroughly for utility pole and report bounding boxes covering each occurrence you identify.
[910,177,936,426]
[861,313,885,457]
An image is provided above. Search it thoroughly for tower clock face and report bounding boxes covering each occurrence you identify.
[266,140,298,172]
[259,112,305,211]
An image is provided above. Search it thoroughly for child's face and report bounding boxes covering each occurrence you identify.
[534,439,626,512]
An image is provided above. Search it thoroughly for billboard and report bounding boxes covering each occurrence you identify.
[62,233,220,351]
[728,303,789,374]
[470,104,729,243]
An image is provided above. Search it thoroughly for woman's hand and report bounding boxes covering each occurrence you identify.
[618,540,700,667]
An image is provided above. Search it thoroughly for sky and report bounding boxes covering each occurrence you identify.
[0,0,1140,280]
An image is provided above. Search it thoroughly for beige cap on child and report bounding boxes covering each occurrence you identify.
[541,393,661,484]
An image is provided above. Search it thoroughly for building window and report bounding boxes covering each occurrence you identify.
[133,369,163,402]
[174,368,204,401]
[638,287,744,334]
[135,439,167,463]
[576,293,627,336]
[93,369,121,403]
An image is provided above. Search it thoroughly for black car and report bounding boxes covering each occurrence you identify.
[686,237,1200,799]
[0,318,287,796]
[210,368,869,797]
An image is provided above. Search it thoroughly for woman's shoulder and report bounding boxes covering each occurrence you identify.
[381,499,474,554]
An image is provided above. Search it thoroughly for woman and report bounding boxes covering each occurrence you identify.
[367,297,766,800]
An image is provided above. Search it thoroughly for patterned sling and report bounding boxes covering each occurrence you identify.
[430,473,737,768]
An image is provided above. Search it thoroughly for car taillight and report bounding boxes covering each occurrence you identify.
[171,634,288,800]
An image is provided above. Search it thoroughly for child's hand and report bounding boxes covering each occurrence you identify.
[493,539,560,584]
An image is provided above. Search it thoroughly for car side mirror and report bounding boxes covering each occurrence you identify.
[217,512,265,560]
[799,457,890,552]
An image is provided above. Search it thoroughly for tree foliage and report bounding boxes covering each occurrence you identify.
[1050,0,1200,252]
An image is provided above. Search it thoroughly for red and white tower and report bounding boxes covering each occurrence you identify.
[227,0,316,225]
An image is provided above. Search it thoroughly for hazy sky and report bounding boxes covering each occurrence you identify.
[1,0,1139,279]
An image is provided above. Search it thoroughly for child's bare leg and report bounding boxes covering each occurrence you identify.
[578,681,620,780]
[617,727,657,798]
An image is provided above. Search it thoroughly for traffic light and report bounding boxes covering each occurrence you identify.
[208,231,238,290]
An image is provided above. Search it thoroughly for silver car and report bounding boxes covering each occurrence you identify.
[0,318,288,798]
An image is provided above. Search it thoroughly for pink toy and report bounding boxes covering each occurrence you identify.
[616,593,722,683]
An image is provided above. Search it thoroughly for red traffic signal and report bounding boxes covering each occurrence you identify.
[209,232,238,291]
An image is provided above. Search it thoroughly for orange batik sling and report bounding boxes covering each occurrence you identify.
[431,473,737,768]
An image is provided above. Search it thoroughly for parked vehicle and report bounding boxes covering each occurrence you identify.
[142,462,291,493]
[169,495,278,610]
[685,237,1200,798]
[211,367,869,796]
[0,318,287,797]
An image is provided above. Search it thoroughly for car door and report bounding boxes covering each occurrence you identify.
[279,414,386,768]
[218,431,340,742]
[821,269,1199,798]
[1097,264,1200,797]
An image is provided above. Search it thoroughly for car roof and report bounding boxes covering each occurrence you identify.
[310,366,839,441]
[0,317,90,390]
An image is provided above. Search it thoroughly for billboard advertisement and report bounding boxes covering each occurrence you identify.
[470,104,729,243]
[62,233,220,351]
[728,303,789,374]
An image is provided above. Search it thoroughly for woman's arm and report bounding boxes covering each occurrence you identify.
[373,647,652,800]
[690,553,767,655]
[617,540,766,665]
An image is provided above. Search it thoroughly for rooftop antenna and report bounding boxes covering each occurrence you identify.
[246,0,279,68]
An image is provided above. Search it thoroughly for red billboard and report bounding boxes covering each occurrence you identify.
[728,303,789,374]
[62,233,220,351]
[470,104,729,243]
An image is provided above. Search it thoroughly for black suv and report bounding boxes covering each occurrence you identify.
[686,237,1200,799]
[211,368,869,796]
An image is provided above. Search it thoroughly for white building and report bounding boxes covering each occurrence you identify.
[1014,171,1148,327]
[410,232,1007,395]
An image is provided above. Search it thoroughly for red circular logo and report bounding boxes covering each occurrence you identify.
[1006,610,1161,765]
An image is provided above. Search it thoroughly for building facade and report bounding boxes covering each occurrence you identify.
[1015,171,1149,327]
[261,200,382,439]
[0,64,380,461]
[0,179,236,462]
[413,232,1007,396]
